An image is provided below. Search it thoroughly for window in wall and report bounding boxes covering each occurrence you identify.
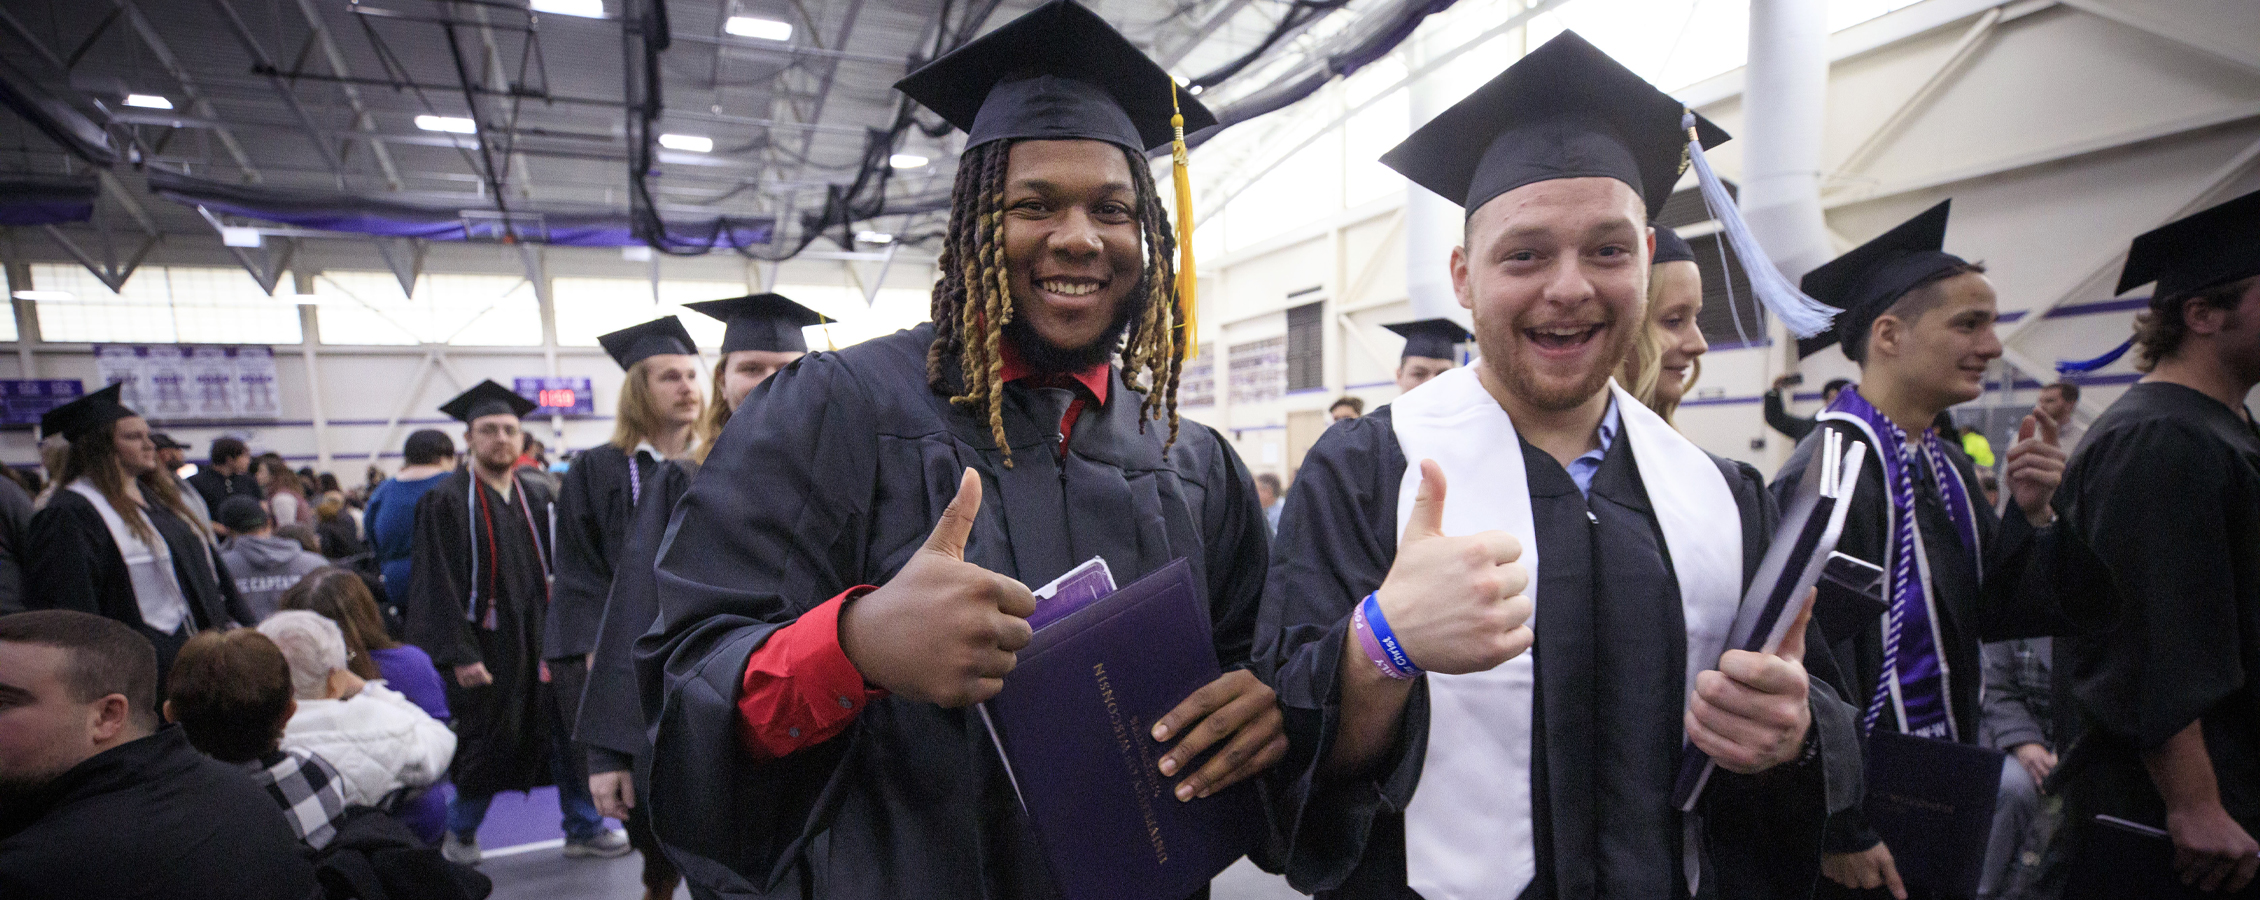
[312,271,541,346]
[1286,301,1325,392]
[0,301,17,343]
[552,277,747,349]
[30,264,302,344]
[1228,336,1286,406]
[1686,232,1767,348]
[1181,344,1217,407]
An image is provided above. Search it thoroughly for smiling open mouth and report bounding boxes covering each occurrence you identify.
[1036,279,1104,297]
[1525,323,1603,351]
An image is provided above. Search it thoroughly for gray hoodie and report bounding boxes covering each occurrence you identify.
[221,534,329,622]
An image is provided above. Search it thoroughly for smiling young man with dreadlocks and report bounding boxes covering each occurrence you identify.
[634,3,1279,897]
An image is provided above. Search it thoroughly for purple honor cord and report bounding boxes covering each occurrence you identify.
[1831,388,1979,737]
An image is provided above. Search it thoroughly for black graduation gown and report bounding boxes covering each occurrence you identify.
[637,323,1271,899]
[546,442,666,663]
[2054,383,2260,848]
[577,458,694,775]
[402,468,559,796]
[1775,418,2089,857]
[23,489,251,680]
[0,726,318,900]
[1257,407,1861,900]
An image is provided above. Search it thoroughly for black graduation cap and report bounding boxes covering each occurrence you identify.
[440,380,537,424]
[1379,31,1730,219]
[1653,223,1696,264]
[1384,318,1475,361]
[597,317,698,371]
[1796,200,1970,360]
[2118,187,2260,302]
[40,382,134,441]
[893,0,1216,154]
[684,293,825,354]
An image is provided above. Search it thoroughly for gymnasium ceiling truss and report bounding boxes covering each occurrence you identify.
[0,0,1452,291]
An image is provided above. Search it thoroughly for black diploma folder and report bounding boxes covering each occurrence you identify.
[982,558,1258,900]
[1864,729,2005,897]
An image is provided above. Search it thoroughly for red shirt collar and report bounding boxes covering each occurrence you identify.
[996,340,1111,406]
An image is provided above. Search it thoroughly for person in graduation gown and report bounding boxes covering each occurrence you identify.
[545,317,703,889]
[635,4,1279,896]
[403,381,615,863]
[1619,223,1709,426]
[577,293,821,900]
[1383,318,1472,392]
[1258,32,1863,900]
[2049,188,2260,898]
[23,385,250,686]
[1773,200,2086,899]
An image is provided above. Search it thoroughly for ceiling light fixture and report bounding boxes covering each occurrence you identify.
[124,94,173,109]
[855,231,894,245]
[658,133,714,153]
[529,0,605,17]
[414,115,477,134]
[889,153,929,169]
[724,16,792,41]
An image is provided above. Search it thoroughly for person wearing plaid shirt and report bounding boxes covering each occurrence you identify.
[244,744,350,850]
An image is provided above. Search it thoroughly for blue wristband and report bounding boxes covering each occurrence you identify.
[1360,592,1422,676]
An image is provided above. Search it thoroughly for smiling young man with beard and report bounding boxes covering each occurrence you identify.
[1256,32,1860,900]
[1778,200,2084,900]
[634,3,1277,897]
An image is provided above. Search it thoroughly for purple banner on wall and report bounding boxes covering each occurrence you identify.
[0,379,84,427]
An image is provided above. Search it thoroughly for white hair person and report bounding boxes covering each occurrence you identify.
[258,610,349,701]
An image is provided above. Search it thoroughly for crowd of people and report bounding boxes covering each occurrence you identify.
[4,4,2260,900]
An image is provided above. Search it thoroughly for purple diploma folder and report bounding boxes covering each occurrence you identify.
[982,558,1258,900]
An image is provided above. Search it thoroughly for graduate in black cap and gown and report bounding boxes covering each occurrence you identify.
[574,297,821,900]
[1619,223,1709,426]
[24,384,248,684]
[1258,31,1861,900]
[635,3,1279,896]
[547,317,704,885]
[1383,318,1473,392]
[1773,200,2088,899]
[2049,187,2260,898]
[402,381,604,863]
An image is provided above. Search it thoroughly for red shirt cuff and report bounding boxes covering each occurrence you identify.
[734,587,887,760]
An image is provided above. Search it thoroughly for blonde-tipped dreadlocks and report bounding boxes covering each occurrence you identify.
[925,140,1186,467]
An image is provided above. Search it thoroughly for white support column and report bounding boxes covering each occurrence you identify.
[295,269,333,471]
[1744,0,1836,468]
[6,263,38,378]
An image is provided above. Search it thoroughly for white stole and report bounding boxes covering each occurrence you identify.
[1391,367,1743,900]
[67,480,191,635]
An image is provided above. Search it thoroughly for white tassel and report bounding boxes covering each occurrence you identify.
[1682,111,1839,339]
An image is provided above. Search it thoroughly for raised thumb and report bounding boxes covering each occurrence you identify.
[1773,587,1817,664]
[1406,459,1449,539]
[923,467,981,559]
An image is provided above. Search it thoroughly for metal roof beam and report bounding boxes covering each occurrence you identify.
[114,0,262,181]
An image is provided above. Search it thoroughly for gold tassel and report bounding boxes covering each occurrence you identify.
[1170,83,1198,358]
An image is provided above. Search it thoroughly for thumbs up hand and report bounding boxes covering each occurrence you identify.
[839,468,1038,707]
[1686,588,1816,774]
[2005,412,2066,527]
[1370,460,1533,676]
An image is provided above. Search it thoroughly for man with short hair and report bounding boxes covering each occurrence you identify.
[164,627,350,850]
[405,381,619,865]
[1261,33,1858,899]
[1779,200,2083,898]
[1256,472,1286,537]
[216,496,330,622]
[0,609,317,898]
[152,433,214,530]
[2036,380,2084,451]
[1329,396,1364,421]
[187,436,259,514]
[2052,188,2260,898]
